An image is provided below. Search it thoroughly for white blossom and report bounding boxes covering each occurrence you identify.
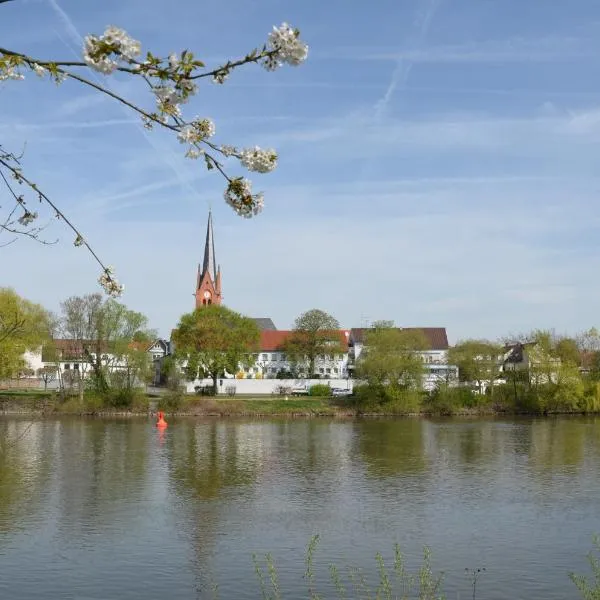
[168,53,180,69]
[178,78,198,96]
[17,210,38,226]
[177,118,215,144]
[220,145,238,157]
[32,63,47,77]
[212,69,229,84]
[83,36,118,74]
[177,125,196,144]
[194,118,215,139]
[0,66,24,81]
[104,26,141,60]
[153,85,178,105]
[98,266,124,297]
[224,178,264,218]
[264,23,308,71]
[83,26,141,74]
[239,146,278,173]
[185,148,203,159]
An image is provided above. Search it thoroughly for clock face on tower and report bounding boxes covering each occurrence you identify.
[203,291,211,299]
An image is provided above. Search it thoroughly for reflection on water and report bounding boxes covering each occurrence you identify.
[0,416,599,600]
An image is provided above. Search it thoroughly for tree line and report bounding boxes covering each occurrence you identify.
[5,286,600,413]
[0,288,347,402]
[0,287,154,407]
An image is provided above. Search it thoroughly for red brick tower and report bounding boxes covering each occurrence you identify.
[195,211,222,308]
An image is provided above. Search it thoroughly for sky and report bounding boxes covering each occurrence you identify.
[2,0,600,342]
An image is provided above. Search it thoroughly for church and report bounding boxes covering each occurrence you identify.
[189,211,349,381]
[181,212,454,389]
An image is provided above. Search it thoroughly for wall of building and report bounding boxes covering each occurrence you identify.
[185,378,353,395]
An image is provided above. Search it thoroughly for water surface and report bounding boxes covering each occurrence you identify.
[0,416,598,599]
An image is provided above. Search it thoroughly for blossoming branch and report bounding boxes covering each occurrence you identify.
[0,20,308,296]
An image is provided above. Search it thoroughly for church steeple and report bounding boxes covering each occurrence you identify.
[195,211,222,308]
[201,210,217,285]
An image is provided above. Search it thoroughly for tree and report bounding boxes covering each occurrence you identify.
[59,293,152,402]
[555,337,581,367]
[171,305,260,395]
[448,339,503,395]
[36,366,57,391]
[356,322,428,405]
[284,309,343,376]
[0,6,308,295]
[0,288,51,379]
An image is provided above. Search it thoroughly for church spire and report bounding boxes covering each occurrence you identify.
[201,210,217,283]
[195,210,222,308]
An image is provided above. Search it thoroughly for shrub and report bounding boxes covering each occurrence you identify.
[309,384,331,397]
[158,390,186,411]
[351,384,423,414]
[424,386,480,415]
[103,387,145,409]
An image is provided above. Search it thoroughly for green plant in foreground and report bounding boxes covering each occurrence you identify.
[249,535,599,599]
[570,535,600,600]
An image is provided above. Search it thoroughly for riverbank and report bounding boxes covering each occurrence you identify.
[1,390,599,418]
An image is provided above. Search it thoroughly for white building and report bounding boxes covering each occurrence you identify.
[21,338,169,387]
[347,327,458,391]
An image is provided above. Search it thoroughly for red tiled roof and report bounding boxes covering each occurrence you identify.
[49,338,153,358]
[259,330,350,351]
[349,327,449,350]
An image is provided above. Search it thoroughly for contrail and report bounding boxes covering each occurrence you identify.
[374,0,443,120]
[46,0,209,208]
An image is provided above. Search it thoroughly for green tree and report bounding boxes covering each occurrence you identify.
[59,293,152,402]
[356,322,427,406]
[0,288,51,379]
[171,305,260,394]
[448,339,503,395]
[284,309,343,376]
[555,337,581,367]
[523,330,585,412]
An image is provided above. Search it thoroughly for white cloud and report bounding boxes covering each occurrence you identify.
[3,176,600,342]
[323,35,599,64]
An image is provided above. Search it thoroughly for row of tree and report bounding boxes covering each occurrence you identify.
[1,287,347,399]
[355,325,600,414]
[170,305,344,393]
[0,288,155,405]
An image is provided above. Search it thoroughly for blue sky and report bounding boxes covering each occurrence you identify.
[2,0,600,341]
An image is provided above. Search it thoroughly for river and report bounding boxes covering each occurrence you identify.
[0,416,598,599]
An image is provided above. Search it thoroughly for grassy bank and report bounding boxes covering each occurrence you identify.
[0,390,354,417]
[3,387,600,417]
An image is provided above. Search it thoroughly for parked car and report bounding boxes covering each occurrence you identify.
[331,388,352,397]
[291,385,309,396]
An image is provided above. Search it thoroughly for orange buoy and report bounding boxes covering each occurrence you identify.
[156,410,168,428]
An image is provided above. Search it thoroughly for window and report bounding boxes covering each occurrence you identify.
[262,354,267,360]
[269,368,276,374]
[326,368,331,374]
[73,363,79,370]
[281,353,287,362]
[319,368,324,374]
[333,368,338,374]
[64,364,70,370]
[272,353,278,361]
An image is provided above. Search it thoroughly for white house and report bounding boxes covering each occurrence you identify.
[21,338,170,387]
[347,327,458,391]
